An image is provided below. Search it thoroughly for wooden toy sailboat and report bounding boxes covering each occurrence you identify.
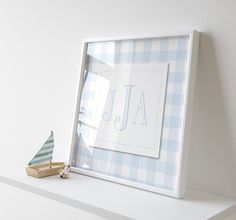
[25,131,65,178]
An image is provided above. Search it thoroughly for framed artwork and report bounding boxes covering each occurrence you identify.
[69,30,199,198]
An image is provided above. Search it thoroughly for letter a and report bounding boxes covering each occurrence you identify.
[132,91,147,125]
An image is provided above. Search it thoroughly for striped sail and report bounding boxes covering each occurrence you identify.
[28,131,54,166]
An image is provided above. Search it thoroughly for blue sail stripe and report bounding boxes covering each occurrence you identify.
[41,142,54,149]
[29,154,52,165]
[34,150,53,158]
[45,139,53,144]
[38,147,54,154]
[29,157,52,166]
[31,154,52,162]
[40,145,54,150]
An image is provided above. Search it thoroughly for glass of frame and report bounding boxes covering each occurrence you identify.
[69,31,199,198]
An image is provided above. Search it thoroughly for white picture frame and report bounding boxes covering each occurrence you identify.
[68,30,200,198]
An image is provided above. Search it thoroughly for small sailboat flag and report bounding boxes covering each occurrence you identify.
[28,131,54,166]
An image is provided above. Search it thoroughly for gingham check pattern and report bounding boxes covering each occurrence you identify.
[72,36,190,191]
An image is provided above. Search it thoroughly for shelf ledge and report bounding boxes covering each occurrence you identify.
[0,171,236,220]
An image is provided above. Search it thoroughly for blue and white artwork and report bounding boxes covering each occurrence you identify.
[72,36,190,192]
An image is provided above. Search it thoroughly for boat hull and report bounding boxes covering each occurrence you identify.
[26,162,66,178]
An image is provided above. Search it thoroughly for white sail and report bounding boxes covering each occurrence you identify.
[28,131,54,166]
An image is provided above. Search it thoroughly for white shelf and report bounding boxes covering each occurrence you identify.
[0,181,106,220]
[0,171,236,220]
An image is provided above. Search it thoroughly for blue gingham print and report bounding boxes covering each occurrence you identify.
[72,36,190,191]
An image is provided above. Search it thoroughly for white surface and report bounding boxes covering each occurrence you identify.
[0,171,236,220]
[0,0,236,200]
[0,181,105,220]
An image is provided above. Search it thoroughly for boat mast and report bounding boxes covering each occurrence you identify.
[48,130,53,168]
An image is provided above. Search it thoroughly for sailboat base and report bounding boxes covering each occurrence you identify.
[26,162,66,178]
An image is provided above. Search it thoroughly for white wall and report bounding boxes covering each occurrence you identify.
[0,0,236,198]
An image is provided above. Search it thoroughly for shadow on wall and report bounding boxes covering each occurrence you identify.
[187,32,236,198]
